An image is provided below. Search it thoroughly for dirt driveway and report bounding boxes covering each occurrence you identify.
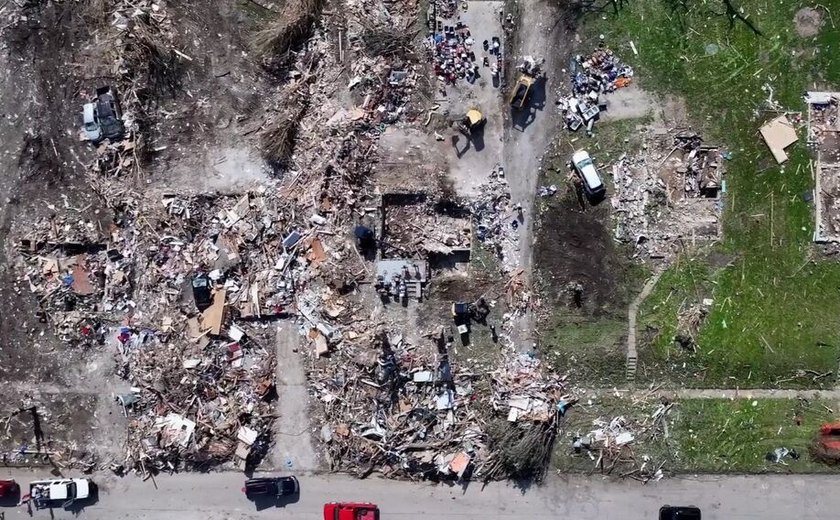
[502,0,575,346]
[444,0,506,197]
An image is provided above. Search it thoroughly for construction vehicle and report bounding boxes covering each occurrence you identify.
[457,109,486,136]
[509,57,543,110]
[508,74,535,110]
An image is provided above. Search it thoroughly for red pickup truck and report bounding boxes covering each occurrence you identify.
[324,502,380,520]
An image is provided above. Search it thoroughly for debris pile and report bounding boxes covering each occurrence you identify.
[117,325,277,474]
[2,0,568,484]
[313,328,569,480]
[428,22,495,85]
[347,56,420,125]
[382,199,471,257]
[610,131,724,260]
[807,92,840,243]
[559,48,634,134]
[490,351,567,423]
[669,132,724,197]
[806,91,840,148]
[570,399,672,481]
[472,167,521,272]
[16,182,322,473]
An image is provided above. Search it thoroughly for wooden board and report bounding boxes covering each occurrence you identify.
[201,289,226,335]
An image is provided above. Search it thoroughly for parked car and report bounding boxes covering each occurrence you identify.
[571,149,606,199]
[95,86,125,141]
[324,502,379,520]
[81,86,125,143]
[659,505,701,520]
[28,478,92,509]
[82,102,102,142]
[0,479,20,498]
[242,476,299,499]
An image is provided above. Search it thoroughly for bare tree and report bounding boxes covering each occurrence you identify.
[715,0,764,36]
[667,0,764,36]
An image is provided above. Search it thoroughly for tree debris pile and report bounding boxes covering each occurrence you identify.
[558,47,634,134]
[609,130,725,261]
[313,328,569,481]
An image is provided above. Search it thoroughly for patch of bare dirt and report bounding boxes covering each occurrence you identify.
[141,1,274,195]
[794,7,823,38]
[534,190,634,316]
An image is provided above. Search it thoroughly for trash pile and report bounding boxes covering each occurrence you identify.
[805,91,840,149]
[382,199,471,257]
[766,446,800,464]
[473,167,520,272]
[428,22,500,85]
[313,327,569,480]
[570,399,672,481]
[559,48,634,134]
[116,326,277,475]
[347,56,420,126]
[610,131,724,260]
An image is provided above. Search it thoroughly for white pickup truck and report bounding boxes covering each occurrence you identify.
[29,478,92,509]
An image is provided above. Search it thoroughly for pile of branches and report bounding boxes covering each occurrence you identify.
[253,0,325,70]
[483,415,559,481]
[260,83,311,169]
[359,23,419,57]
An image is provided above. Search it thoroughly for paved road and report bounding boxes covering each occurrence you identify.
[0,470,836,520]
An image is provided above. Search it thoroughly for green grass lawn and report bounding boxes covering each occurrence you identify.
[587,1,840,388]
[672,398,837,472]
[536,129,649,387]
[553,395,840,473]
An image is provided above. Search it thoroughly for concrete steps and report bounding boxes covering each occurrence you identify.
[626,355,638,382]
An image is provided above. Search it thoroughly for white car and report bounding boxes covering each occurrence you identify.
[571,150,606,198]
[29,478,91,508]
[82,102,102,142]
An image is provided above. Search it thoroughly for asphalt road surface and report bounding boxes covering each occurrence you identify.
[0,470,835,520]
